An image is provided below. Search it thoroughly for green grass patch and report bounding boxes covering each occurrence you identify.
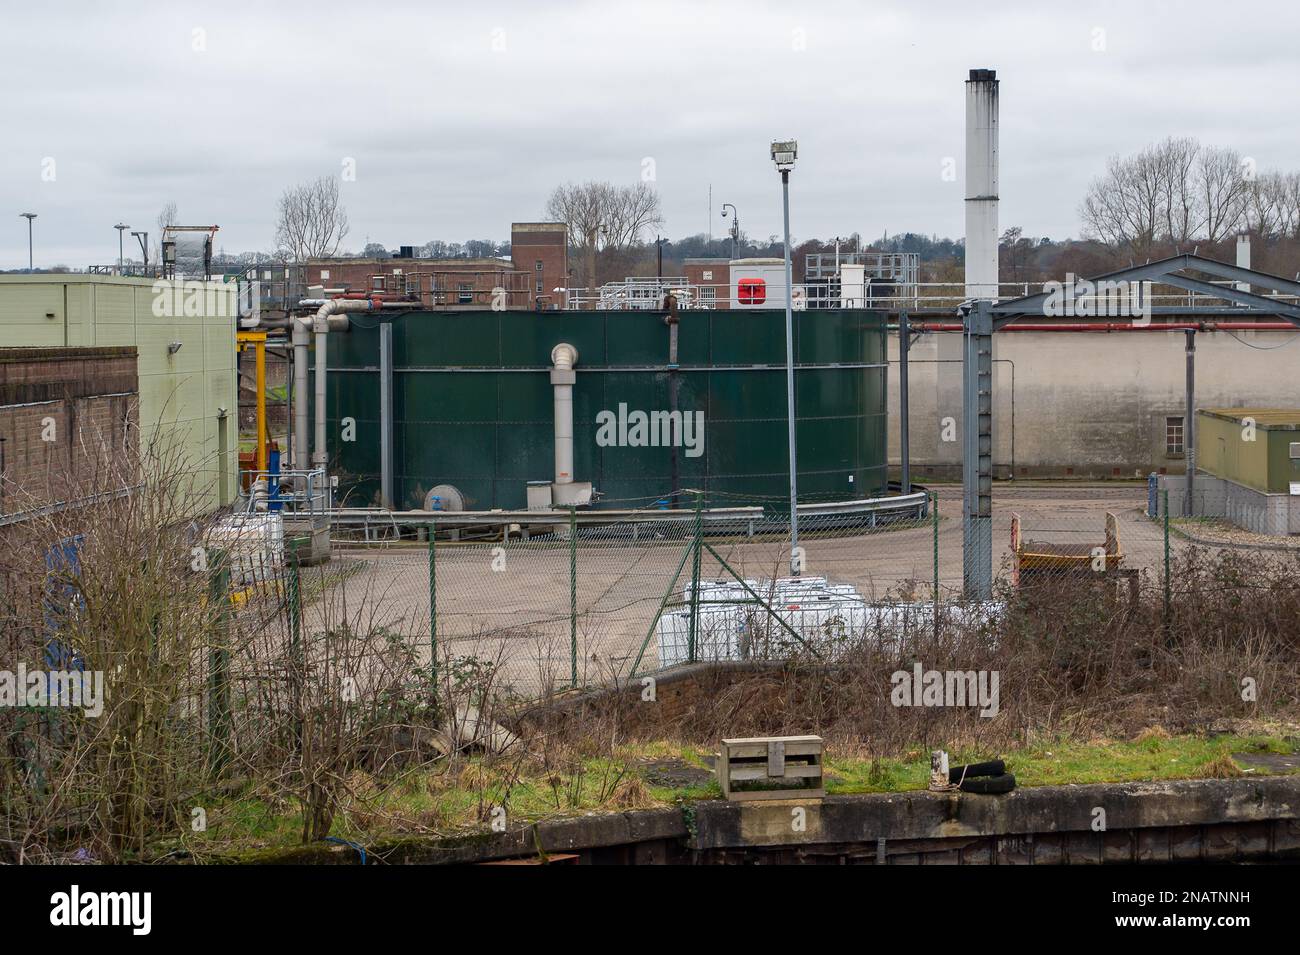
[165,732,1296,861]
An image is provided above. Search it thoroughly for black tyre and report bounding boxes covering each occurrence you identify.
[948,759,1006,783]
[959,773,1016,795]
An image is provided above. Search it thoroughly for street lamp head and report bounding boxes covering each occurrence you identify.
[20,212,37,220]
[770,140,797,171]
[114,223,129,231]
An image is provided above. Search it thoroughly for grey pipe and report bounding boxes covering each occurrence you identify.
[550,343,578,485]
[292,297,382,472]
[292,318,311,469]
[313,318,329,468]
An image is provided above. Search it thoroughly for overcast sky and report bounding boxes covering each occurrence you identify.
[2,0,1297,269]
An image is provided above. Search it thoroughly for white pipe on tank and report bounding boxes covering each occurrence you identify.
[550,343,578,486]
[964,68,999,301]
[291,297,381,471]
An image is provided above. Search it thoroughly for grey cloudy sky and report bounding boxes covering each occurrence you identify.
[2,0,1298,269]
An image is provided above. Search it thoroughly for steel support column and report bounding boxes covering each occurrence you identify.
[379,321,394,510]
[1185,329,1196,518]
[900,311,911,495]
[962,301,993,599]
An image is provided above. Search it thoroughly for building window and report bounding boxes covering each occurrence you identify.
[372,276,386,291]
[700,287,717,306]
[1166,416,1184,456]
[536,279,543,294]
[458,282,473,304]
[319,269,330,280]
[535,260,543,272]
[702,270,713,280]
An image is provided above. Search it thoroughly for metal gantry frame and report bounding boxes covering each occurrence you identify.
[958,254,1300,599]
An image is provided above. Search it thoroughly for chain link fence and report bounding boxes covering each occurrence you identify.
[215,481,1299,709]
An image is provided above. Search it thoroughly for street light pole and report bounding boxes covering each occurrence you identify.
[20,213,36,272]
[772,140,799,576]
[721,203,739,260]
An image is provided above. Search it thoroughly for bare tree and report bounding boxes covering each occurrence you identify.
[1080,138,1252,254]
[545,181,663,289]
[274,176,350,262]
[1156,137,1199,246]
[1194,145,1247,243]
[1244,170,1300,240]
[1080,146,1166,257]
[156,200,178,235]
[155,201,178,261]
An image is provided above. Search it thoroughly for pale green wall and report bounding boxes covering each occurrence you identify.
[0,275,238,513]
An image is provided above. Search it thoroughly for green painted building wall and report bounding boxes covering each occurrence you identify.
[0,275,239,513]
[325,308,888,511]
[1199,408,1300,494]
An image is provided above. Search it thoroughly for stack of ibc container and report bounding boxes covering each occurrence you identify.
[654,577,1004,668]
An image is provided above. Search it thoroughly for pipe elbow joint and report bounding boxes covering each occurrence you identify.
[550,342,578,369]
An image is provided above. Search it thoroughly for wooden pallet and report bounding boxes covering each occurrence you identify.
[718,735,824,802]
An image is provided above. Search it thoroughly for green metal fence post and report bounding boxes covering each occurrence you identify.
[207,548,231,774]
[286,555,303,755]
[428,520,438,708]
[569,505,578,689]
[688,491,703,663]
[1162,488,1171,632]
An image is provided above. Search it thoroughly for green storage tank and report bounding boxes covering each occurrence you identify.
[324,308,888,511]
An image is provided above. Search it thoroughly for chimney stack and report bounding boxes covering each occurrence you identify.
[965,68,999,301]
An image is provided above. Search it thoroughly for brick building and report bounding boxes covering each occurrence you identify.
[509,223,569,309]
[305,222,569,310]
[0,347,139,525]
[682,258,731,309]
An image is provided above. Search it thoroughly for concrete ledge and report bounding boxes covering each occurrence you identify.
[210,775,1300,864]
[691,776,1300,850]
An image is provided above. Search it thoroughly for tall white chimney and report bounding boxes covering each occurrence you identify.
[965,68,999,301]
[1236,231,1251,293]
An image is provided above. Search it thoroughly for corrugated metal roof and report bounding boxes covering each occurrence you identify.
[1200,407,1300,428]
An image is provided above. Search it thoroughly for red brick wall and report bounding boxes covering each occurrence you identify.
[305,258,532,308]
[0,348,139,520]
[683,260,730,309]
[510,223,569,310]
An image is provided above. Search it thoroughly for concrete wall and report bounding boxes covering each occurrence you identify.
[888,327,1300,480]
[0,275,238,514]
[1158,472,1300,535]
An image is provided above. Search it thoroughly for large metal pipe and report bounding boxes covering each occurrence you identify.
[550,343,578,485]
[912,322,1300,332]
[1186,329,1196,517]
[964,69,999,301]
[292,297,383,471]
[313,320,328,468]
[292,318,311,470]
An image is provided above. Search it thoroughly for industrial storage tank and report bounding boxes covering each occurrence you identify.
[324,308,887,511]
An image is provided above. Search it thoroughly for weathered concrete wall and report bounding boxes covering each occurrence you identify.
[888,328,1300,480]
[1158,472,1300,535]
